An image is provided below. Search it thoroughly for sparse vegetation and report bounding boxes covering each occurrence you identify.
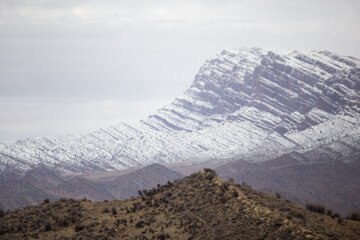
[306,203,326,214]
[44,222,52,231]
[111,207,117,215]
[203,168,217,180]
[0,172,359,239]
[275,192,281,199]
[327,209,333,216]
[74,223,84,232]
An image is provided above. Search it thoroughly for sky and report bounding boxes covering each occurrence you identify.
[0,0,359,143]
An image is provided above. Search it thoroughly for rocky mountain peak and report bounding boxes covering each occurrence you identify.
[0,48,359,174]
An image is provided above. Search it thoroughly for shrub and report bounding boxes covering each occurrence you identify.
[56,216,69,227]
[111,207,117,215]
[290,210,305,219]
[332,213,340,218]
[275,192,281,199]
[347,211,360,221]
[43,198,50,204]
[0,209,4,218]
[306,203,325,214]
[102,207,110,213]
[228,177,234,183]
[135,220,145,228]
[326,209,333,216]
[204,168,217,175]
[204,168,217,180]
[233,190,239,198]
[75,224,84,232]
[17,225,23,231]
[44,223,52,231]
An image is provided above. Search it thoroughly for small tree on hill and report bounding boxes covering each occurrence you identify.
[204,168,217,180]
[306,203,325,214]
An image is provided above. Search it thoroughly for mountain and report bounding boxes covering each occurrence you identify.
[0,48,359,175]
[102,163,184,199]
[44,176,115,202]
[0,177,54,210]
[1,170,360,239]
[216,150,360,216]
[0,164,183,210]
[22,166,65,190]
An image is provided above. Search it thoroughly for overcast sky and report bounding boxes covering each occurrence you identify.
[0,0,359,143]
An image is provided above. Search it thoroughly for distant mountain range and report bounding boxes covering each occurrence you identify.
[1,48,359,174]
[0,164,183,210]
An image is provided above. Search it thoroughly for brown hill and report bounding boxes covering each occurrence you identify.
[102,163,184,199]
[1,170,360,240]
[0,178,54,210]
[22,166,65,190]
[45,176,115,202]
[216,154,360,216]
[0,164,183,210]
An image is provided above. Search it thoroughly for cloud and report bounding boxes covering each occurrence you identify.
[1,0,354,25]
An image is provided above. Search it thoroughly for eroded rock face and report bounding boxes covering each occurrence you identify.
[1,48,359,174]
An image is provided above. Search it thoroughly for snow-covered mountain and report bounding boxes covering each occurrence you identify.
[1,48,359,174]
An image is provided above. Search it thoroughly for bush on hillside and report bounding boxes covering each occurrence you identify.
[203,168,217,181]
[112,207,117,215]
[326,209,332,216]
[306,203,325,214]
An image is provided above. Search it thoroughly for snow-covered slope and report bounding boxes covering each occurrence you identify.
[1,48,359,174]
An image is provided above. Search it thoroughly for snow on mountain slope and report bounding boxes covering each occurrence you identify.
[0,48,359,174]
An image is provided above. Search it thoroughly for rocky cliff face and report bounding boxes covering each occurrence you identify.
[1,48,359,174]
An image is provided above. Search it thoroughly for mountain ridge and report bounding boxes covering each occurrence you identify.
[0,163,184,210]
[0,48,359,174]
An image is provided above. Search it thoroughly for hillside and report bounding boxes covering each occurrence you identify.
[0,178,54,210]
[0,164,183,210]
[1,48,359,175]
[1,170,360,240]
[216,155,360,216]
[22,166,65,190]
[45,177,115,202]
[102,163,184,199]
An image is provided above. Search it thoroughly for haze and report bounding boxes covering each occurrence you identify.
[0,0,359,143]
